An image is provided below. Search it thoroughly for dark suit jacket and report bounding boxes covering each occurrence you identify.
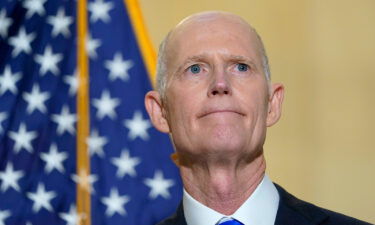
[157,184,372,225]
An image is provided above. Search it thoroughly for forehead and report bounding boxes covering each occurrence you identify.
[165,13,262,65]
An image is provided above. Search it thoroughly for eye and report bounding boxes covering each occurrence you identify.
[189,64,201,74]
[236,63,248,72]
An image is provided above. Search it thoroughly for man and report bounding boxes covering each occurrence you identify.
[144,11,371,225]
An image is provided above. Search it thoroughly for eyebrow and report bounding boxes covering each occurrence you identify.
[173,53,258,76]
[173,54,210,76]
[226,54,257,68]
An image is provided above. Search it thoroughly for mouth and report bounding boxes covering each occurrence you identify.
[198,109,245,118]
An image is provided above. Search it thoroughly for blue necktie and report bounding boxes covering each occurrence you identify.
[217,217,244,225]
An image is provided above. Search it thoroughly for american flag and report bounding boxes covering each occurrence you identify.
[0,0,182,225]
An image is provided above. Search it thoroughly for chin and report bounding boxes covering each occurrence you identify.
[211,124,244,141]
[210,139,244,152]
[203,131,247,154]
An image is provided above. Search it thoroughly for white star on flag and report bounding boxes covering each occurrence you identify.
[87,129,108,157]
[59,205,83,225]
[22,0,47,18]
[92,90,120,120]
[0,65,22,95]
[47,8,73,38]
[0,9,12,38]
[8,123,38,154]
[8,27,36,57]
[124,110,151,141]
[0,210,10,225]
[104,52,134,81]
[40,143,68,174]
[101,188,130,217]
[111,150,141,178]
[34,45,63,76]
[144,170,174,199]
[0,163,24,192]
[63,71,79,96]
[88,0,114,23]
[27,183,57,213]
[0,112,7,134]
[71,170,98,194]
[86,33,101,59]
[22,84,50,114]
[51,105,77,135]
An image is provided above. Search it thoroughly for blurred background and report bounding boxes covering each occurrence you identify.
[139,0,375,223]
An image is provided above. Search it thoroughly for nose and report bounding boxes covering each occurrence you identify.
[208,70,232,97]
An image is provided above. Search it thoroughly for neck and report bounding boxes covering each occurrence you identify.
[179,152,266,215]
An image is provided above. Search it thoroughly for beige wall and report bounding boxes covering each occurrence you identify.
[139,0,375,223]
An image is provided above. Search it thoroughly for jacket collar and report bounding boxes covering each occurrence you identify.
[274,184,328,225]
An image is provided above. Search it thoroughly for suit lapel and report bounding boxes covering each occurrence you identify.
[274,184,328,225]
[158,203,187,225]
[174,203,188,225]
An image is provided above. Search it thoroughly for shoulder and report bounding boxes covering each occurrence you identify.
[274,183,372,225]
[156,203,187,225]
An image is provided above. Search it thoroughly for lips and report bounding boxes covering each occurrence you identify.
[197,107,245,118]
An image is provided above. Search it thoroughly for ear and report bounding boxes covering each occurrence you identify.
[144,91,170,133]
[266,83,284,127]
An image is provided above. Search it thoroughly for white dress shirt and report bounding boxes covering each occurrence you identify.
[183,175,280,225]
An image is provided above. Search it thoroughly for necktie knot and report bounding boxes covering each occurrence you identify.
[216,217,244,225]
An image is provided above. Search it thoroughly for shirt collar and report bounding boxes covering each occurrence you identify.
[183,175,280,225]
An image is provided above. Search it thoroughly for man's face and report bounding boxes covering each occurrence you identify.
[146,14,283,164]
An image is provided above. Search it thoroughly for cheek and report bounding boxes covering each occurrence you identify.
[166,94,198,133]
[251,96,269,142]
[237,85,269,131]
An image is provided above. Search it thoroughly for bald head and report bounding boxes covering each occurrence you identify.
[156,11,270,98]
